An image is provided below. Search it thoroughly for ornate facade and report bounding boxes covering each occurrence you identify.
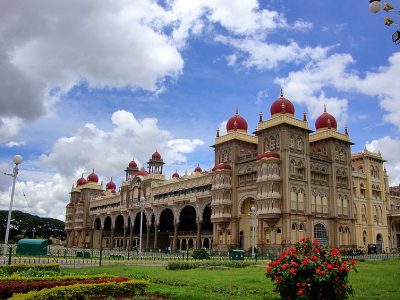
[65,92,394,253]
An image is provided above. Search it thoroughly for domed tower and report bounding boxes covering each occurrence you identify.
[125,159,139,180]
[255,89,311,248]
[148,150,165,174]
[172,170,180,179]
[106,178,116,191]
[309,105,355,246]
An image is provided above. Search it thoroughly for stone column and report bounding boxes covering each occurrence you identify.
[123,226,127,249]
[146,224,151,249]
[196,221,202,249]
[173,223,179,250]
[110,226,114,250]
[154,223,159,249]
[129,225,134,250]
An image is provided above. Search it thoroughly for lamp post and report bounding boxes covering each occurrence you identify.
[250,205,257,258]
[3,155,23,256]
[369,0,400,44]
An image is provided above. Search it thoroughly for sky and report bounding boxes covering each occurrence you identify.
[0,0,399,221]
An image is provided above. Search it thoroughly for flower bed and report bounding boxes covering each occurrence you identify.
[0,263,60,275]
[0,274,113,282]
[266,238,357,299]
[9,279,149,300]
[0,276,130,298]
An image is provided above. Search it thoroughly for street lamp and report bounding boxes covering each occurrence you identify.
[250,205,257,258]
[3,155,23,256]
[369,0,400,44]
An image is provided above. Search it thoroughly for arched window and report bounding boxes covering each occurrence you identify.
[361,204,367,224]
[322,194,328,214]
[299,223,305,240]
[311,193,316,213]
[316,193,322,213]
[354,204,358,222]
[343,196,349,216]
[298,189,305,211]
[291,223,298,243]
[290,187,297,210]
[314,223,328,245]
[363,230,367,246]
[337,195,343,215]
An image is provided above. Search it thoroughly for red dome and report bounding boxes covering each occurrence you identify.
[256,151,280,160]
[106,178,116,190]
[172,171,180,178]
[315,106,337,131]
[128,160,137,169]
[87,169,99,183]
[136,168,149,177]
[212,163,232,171]
[194,164,202,173]
[76,175,87,186]
[226,109,248,132]
[152,150,162,160]
[270,90,295,116]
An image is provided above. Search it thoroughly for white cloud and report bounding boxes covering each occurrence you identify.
[0,117,25,143]
[5,141,26,148]
[366,136,400,186]
[275,52,400,130]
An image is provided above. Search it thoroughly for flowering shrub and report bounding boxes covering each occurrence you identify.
[266,238,357,299]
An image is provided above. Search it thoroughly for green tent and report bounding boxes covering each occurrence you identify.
[16,239,48,256]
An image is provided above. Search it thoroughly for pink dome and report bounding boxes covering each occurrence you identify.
[315,106,337,131]
[194,164,202,173]
[136,168,149,177]
[152,150,162,160]
[226,109,248,132]
[128,160,137,169]
[87,170,99,183]
[256,151,280,160]
[270,90,295,116]
[212,163,232,171]
[172,171,180,178]
[76,175,87,186]
[106,178,116,190]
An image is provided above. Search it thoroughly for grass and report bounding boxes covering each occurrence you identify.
[64,259,400,300]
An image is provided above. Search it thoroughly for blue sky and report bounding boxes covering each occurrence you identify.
[0,0,399,220]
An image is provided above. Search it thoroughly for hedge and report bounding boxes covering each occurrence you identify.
[0,263,60,274]
[0,276,130,298]
[166,260,255,270]
[9,279,149,300]
[0,274,114,282]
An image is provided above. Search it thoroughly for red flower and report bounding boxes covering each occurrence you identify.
[298,289,304,296]
[266,267,272,273]
[281,264,288,271]
[289,268,296,275]
[348,259,357,265]
[275,276,282,283]
[311,255,318,261]
[313,240,319,245]
[322,261,328,265]
[327,264,334,270]
[331,248,340,256]
[299,237,305,242]
[314,248,320,253]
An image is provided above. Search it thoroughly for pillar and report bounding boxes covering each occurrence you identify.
[129,225,134,249]
[196,221,202,249]
[123,226,127,249]
[173,223,178,250]
[154,223,159,249]
[146,224,150,249]
[110,226,114,250]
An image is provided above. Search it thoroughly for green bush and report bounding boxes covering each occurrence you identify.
[9,279,149,300]
[192,248,210,260]
[0,264,60,275]
[0,274,114,282]
[166,260,255,270]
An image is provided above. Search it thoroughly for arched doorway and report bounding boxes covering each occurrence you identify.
[103,216,112,248]
[313,223,328,245]
[92,218,102,248]
[238,198,256,250]
[158,208,174,251]
[114,215,125,249]
[201,204,212,248]
[376,233,383,253]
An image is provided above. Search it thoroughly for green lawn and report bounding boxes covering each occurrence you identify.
[65,259,400,300]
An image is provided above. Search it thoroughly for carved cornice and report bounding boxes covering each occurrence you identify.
[256,115,310,132]
[309,129,353,144]
[213,131,258,146]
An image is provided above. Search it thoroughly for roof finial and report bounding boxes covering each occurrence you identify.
[259,112,263,123]
[92,168,95,173]
[280,88,283,97]
[303,111,307,121]
[236,107,239,115]
[216,128,220,137]
[324,104,327,113]
[344,124,348,135]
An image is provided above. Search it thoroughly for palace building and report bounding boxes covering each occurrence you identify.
[65,91,396,253]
